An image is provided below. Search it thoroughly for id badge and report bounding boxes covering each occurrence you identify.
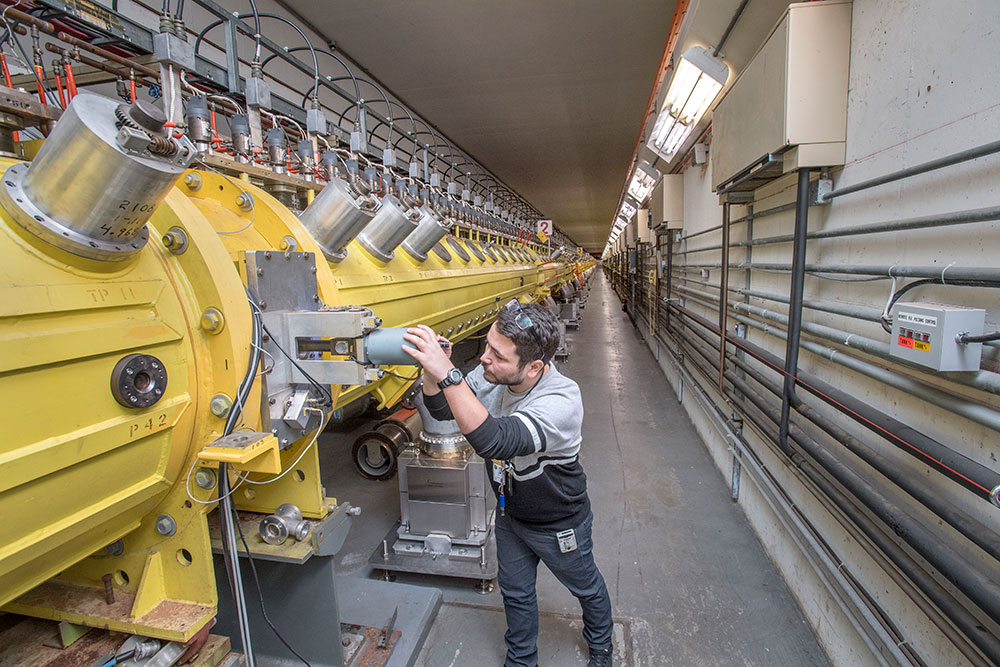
[492,460,504,484]
[556,528,578,554]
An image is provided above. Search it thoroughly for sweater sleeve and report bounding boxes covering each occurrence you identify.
[423,389,454,421]
[464,414,538,460]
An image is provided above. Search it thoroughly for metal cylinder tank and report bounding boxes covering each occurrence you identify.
[0,93,196,262]
[298,176,377,261]
[356,193,420,262]
[401,205,452,262]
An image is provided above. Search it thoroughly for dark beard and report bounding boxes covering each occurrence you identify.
[482,366,527,386]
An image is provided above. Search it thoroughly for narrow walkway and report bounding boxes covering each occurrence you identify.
[321,274,829,666]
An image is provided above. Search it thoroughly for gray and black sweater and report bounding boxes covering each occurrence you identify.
[425,364,591,531]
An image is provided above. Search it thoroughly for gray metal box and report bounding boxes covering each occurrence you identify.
[889,302,986,371]
[398,451,487,540]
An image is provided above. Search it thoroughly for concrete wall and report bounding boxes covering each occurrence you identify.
[655,1,1000,665]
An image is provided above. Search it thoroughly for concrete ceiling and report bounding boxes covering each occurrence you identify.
[279,0,677,252]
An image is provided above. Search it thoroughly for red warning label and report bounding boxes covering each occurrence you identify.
[897,336,914,349]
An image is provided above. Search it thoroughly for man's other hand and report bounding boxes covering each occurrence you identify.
[403,325,454,383]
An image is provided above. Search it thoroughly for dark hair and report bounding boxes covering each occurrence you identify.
[495,302,560,368]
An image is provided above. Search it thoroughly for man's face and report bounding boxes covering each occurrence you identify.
[480,324,529,386]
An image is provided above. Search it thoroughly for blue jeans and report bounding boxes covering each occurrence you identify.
[495,511,613,667]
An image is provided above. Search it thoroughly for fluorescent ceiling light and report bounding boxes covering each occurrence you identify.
[619,196,639,222]
[627,162,659,203]
[647,45,729,163]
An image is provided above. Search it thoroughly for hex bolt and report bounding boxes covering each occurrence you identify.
[194,468,217,490]
[210,393,233,418]
[200,307,225,333]
[102,574,115,604]
[183,172,202,191]
[155,514,176,536]
[236,192,254,212]
[160,227,188,254]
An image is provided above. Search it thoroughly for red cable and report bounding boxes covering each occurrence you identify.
[33,65,46,104]
[65,62,77,99]
[1,55,17,141]
[129,78,136,103]
[53,72,66,108]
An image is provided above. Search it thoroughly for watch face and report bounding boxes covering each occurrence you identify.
[447,368,463,384]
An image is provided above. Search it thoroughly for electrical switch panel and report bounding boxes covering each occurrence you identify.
[889,302,986,372]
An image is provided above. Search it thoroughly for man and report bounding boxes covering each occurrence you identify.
[403,300,613,667]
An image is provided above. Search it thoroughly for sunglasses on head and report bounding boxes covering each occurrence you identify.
[504,299,549,363]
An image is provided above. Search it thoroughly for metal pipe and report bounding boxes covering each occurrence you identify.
[671,302,1000,504]
[779,169,811,453]
[739,205,1000,248]
[667,320,1000,664]
[823,139,1000,201]
[735,287,883,322]
[676,282,1000,434]
[718,203,731,391]
[713,0,751,57]
[680,318,1000,563]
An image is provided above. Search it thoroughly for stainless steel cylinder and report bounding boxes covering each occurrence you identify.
[413,391,471,458]
[267,128,287,174]
[401,205,452,262]
[0,92,196,262]
[357,193,420,262]
[298,177,377,261]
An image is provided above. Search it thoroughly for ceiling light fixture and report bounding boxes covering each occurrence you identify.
[647,45,729,163]
[627,162,660,203]
[619,196,639,222]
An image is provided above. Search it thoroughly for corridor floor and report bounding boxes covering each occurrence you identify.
[319,274,830,666]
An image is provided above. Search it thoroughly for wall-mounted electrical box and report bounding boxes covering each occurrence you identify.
[650,175,684,229]
[711,1,852,190]
[890,302,986,372]
[637,209,653,242]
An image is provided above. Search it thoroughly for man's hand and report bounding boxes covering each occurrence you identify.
[403,325,454,384]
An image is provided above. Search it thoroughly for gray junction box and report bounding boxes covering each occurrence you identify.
[889,302,986,372]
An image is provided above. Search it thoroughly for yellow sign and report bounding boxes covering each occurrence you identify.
[537,231,548,243]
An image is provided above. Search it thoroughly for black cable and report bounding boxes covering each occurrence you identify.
[879,278,1000,333]
[959,331,1000,344]
[231,503,312,666]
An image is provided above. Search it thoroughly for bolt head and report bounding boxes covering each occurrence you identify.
[194,468,217,490]
[200,308,224,333]
[210,393,233,417]
[155,514,176,536]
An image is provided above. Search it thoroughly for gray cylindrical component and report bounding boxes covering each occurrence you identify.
[401,205,452,262]
[299,177,376,261]
[0,92,195,262]
[413,391,470,457]
[297,140,314,159]
[357,194,420,262]
[186,96,210,120]
[363,327,423,366]
[230,113,251,158]
[267,128,287,171]
[186,97,211,149]
[320,149,337,166]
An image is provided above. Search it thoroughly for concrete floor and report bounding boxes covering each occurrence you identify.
[318,275,830,666]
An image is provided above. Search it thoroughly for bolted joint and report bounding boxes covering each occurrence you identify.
[155,514,177,536]
[194,468,217,490]
[161,226,188,254]
[183,172,202,191]
[236,192,254,212]
[200,307,225,333]
[210,393,233,418]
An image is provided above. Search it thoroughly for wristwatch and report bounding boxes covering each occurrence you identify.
[437,367,464,390]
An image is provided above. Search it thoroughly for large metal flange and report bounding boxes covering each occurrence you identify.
[0,162,149,262]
